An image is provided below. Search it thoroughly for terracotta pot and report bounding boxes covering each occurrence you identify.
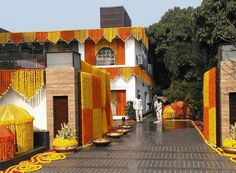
[222,147,236,154]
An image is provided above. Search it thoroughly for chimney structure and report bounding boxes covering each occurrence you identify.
[100,6,132,28]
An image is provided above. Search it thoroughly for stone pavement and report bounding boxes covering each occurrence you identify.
[37,116,236,173]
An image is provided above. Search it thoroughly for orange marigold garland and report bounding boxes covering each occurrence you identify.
[0,70,14,97]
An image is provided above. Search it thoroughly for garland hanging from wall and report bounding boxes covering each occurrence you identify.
[0,70,15,97]
[0,69,44,101]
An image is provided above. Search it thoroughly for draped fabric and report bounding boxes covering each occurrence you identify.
[80,62,113,145]
[11,69,45,101]
[203,68,217,145]
[0,126,15,161]
[101,67,155,87]
[85,40,96,65]
[0,27,148,49]
[0,70,14,97]
[0,105,34,153]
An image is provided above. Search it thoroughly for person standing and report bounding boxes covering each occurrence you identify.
[133,95,143,122]
[154,98,162,122]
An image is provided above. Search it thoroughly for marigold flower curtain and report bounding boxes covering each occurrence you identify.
[80,61,113,145]
[0,27,148,49]
[0,69,44,100]
[102,67,155,87]
[203,67,216,145]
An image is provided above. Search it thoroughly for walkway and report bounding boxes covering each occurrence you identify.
[37,116,236,173]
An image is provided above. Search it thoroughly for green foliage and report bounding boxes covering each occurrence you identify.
[57,123,76,139]
[193,0,236,46]
[126,101,135,118]
[148,7,204,118]
[230,122,236,140]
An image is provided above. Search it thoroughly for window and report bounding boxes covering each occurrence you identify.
[96,47,115,66]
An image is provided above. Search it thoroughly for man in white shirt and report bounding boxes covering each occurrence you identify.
[133,95,143,122]
[154,98,162,122]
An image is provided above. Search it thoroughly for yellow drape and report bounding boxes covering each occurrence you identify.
[47,31,60,44]
[23,32,36,42]
[81,72,93,109]
[74,30,89,43]
[0,33,10,45]
[103,28,118,43]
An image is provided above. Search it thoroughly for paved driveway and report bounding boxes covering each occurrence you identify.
[37,116,236,173]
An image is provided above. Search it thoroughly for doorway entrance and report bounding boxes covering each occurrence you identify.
[53,96,68,137]
[229,93,236,125]
[111,90,126,116]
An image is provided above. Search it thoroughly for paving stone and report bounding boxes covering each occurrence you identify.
[36,116,236,173]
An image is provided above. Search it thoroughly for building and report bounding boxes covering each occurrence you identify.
[0,7,154,145]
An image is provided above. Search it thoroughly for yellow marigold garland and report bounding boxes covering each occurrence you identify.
[11,69,44,100]
[0,151,66,173]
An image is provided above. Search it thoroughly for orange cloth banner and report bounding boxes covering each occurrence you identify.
[0,27,148,49]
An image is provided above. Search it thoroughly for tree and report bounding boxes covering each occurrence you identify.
[193,0,236,46]
[147,7,204,118]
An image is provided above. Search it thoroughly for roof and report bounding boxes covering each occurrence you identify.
[0,27,148,49]
[0,28,9,33]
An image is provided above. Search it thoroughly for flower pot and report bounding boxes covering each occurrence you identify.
[92,138,112,146]
[222,147,236,154]
[53,144,78,153]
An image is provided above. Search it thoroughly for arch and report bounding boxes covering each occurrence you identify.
[96,47,115,66]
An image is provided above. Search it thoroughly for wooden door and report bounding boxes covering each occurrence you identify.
[53,96,68,137]
[230,93,236,125]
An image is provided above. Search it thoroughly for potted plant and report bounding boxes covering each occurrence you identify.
[222,122,236,154]
[126,101,135,120]
[52,123,78,153]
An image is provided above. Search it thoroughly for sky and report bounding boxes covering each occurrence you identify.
[0,0,202,32]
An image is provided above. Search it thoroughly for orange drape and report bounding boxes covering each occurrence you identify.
[116,90,126,116]
[85,40,96,65]
[92,75,102,108]
[10,33,23,43]
[81,109,93,145]
[36,32,48,43]
[89,29,104,43]
[105,68,119,80]
[0,70,14,97]
[118,28,132,41]
[60,31,74,43]
[203,107,209,140]
[115,39,125,65]
[208,68,216,108]
[0,27,149,49]
[0,127,15,161]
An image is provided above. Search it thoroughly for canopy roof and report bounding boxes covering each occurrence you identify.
[0,27,148,49]
[0,104,34,125]
[0,126,14,138]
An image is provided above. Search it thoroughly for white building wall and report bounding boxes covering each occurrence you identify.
[78,43,85,61]
[136,79,152,113]
[125,37,136,66]
[0,88,47,130]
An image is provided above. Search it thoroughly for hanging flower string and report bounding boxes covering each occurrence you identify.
[11,69,44,101]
